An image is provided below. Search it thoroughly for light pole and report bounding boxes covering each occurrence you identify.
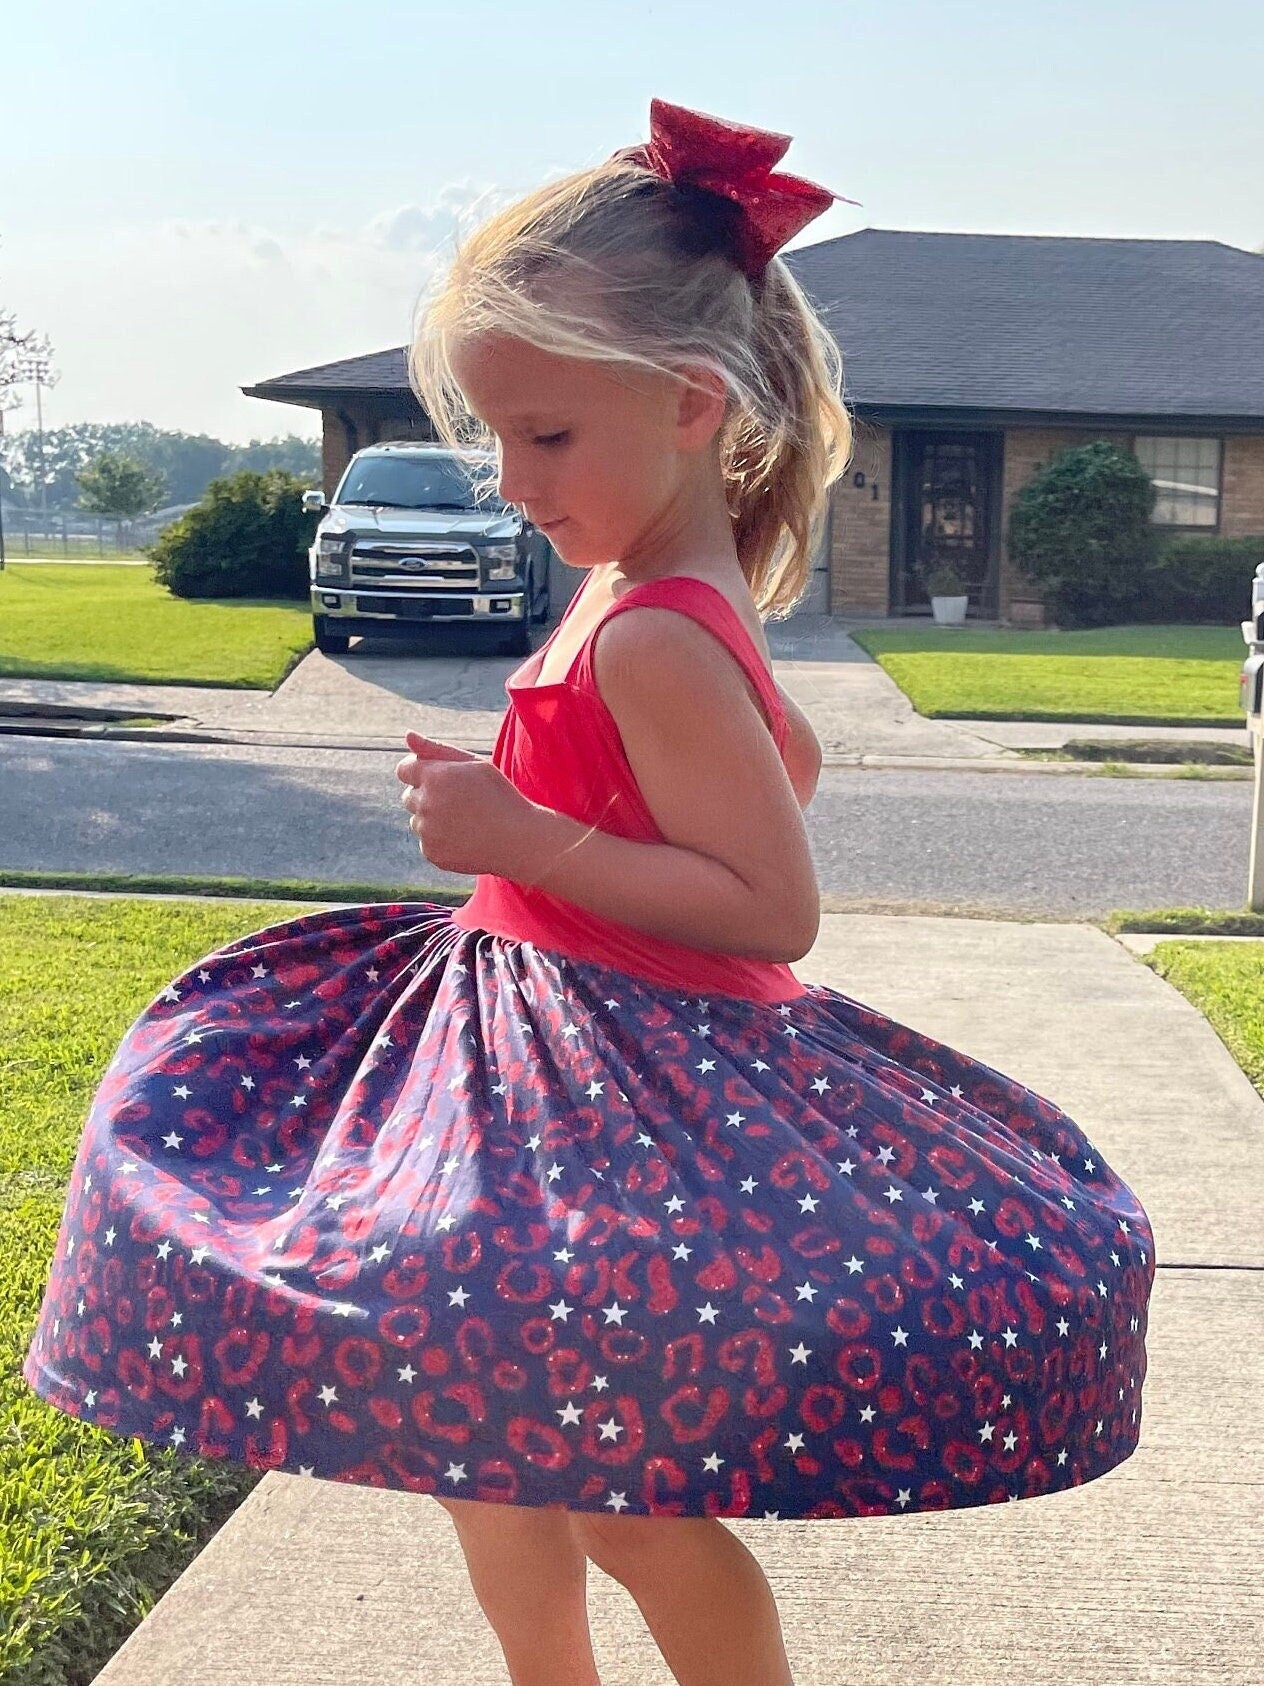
[0,400,9,570]
[14,346,59,519]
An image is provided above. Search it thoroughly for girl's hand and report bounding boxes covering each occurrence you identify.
[395,730,540,877]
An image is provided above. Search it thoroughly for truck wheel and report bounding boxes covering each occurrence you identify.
[501,617,534,657]
[313,616,351,655]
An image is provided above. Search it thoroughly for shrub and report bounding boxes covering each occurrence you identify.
[1137,532,1264,624]
[1007,441,1160,628]
[147,469,317,601]
[924,562,969,596]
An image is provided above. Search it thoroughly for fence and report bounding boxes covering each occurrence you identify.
[0,505,195,563]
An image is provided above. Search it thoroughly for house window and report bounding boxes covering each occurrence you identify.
[1133,436,1220,527]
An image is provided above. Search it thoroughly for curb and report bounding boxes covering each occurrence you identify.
[0,711,1254,777]
[0,714,1252,775]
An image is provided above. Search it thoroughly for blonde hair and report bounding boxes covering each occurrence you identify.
[408,158,853,619]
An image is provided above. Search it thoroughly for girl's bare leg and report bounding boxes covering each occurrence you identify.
[571,1512,795,1686]
[434,1495,602,1686]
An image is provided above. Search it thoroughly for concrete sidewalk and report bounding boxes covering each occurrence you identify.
[0,610,1251,769]
[91,908,1261,1685]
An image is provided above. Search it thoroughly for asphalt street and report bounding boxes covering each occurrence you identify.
[0,735,1250,917]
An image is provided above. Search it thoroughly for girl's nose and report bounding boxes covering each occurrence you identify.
[494,446,535,511]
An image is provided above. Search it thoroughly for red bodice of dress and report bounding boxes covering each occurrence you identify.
[449,571,810,1003]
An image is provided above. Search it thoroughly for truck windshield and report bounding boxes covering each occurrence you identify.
[335,454,502,512]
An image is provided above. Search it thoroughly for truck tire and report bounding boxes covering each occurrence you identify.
[313,616,351,655]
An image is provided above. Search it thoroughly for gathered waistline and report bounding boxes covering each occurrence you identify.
[448,908,809,1004]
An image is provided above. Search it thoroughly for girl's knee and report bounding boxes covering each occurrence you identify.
[434,1494,578,1544]
[569,1509,718,1573]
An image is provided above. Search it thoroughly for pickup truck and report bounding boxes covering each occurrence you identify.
[303,441,555,656]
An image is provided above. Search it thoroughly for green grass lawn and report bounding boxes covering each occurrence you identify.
[0,563,313,690]
[0,894,317,1683]
[848,623,1246,725]
[1138,937,1264,1095]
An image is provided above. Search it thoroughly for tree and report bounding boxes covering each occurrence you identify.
[1,420,319,510]
[1,229,56,563]
[75,450,167,521]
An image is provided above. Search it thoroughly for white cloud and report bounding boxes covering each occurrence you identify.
[3,184,505,444]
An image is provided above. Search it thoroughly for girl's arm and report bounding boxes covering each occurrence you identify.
[508,609,820,962]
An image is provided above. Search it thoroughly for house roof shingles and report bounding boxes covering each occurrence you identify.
[242,229,1264,424]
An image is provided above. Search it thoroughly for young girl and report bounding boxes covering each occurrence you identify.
[24,99,1155,1686]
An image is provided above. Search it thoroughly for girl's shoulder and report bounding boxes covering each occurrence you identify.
[592,569,783,742]
[604,566,773,668]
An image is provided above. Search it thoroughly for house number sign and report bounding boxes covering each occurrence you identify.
[852,471,880,500]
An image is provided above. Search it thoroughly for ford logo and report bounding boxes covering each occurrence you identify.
[399,559,424,570]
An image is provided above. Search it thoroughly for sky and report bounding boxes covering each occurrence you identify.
[3,0,1261,446]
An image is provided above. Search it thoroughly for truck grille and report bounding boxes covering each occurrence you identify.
[350,539,481,590]
[356,596,476,618]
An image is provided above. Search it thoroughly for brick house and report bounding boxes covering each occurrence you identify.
[243,229,1264,626]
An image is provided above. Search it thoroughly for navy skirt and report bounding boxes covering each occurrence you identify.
[24,901,1156,1519]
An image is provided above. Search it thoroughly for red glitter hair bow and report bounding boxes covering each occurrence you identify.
[608,97,860,279]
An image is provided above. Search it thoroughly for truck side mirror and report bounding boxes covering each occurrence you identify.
[302,489,328,514]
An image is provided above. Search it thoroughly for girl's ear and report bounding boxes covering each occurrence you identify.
[673,363,728,452]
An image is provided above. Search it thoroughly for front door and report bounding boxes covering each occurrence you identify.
[891,430,1002,617]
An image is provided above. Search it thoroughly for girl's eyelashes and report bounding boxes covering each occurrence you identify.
[534,431,570,447]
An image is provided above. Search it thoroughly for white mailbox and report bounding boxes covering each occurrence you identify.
[1243,564,1264,910]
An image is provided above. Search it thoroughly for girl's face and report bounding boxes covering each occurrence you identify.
[449,332,717,572]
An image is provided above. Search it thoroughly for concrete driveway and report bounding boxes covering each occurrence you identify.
[0,587,1251,763]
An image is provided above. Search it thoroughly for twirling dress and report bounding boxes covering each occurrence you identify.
[23,573,1156,1519]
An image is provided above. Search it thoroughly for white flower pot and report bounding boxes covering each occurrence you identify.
[930,593,969,626]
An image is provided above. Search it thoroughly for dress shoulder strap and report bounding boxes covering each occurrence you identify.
[588,575,789,750]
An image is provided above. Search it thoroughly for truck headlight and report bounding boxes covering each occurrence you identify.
[482,540,521,580]
[315,534,352,580]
